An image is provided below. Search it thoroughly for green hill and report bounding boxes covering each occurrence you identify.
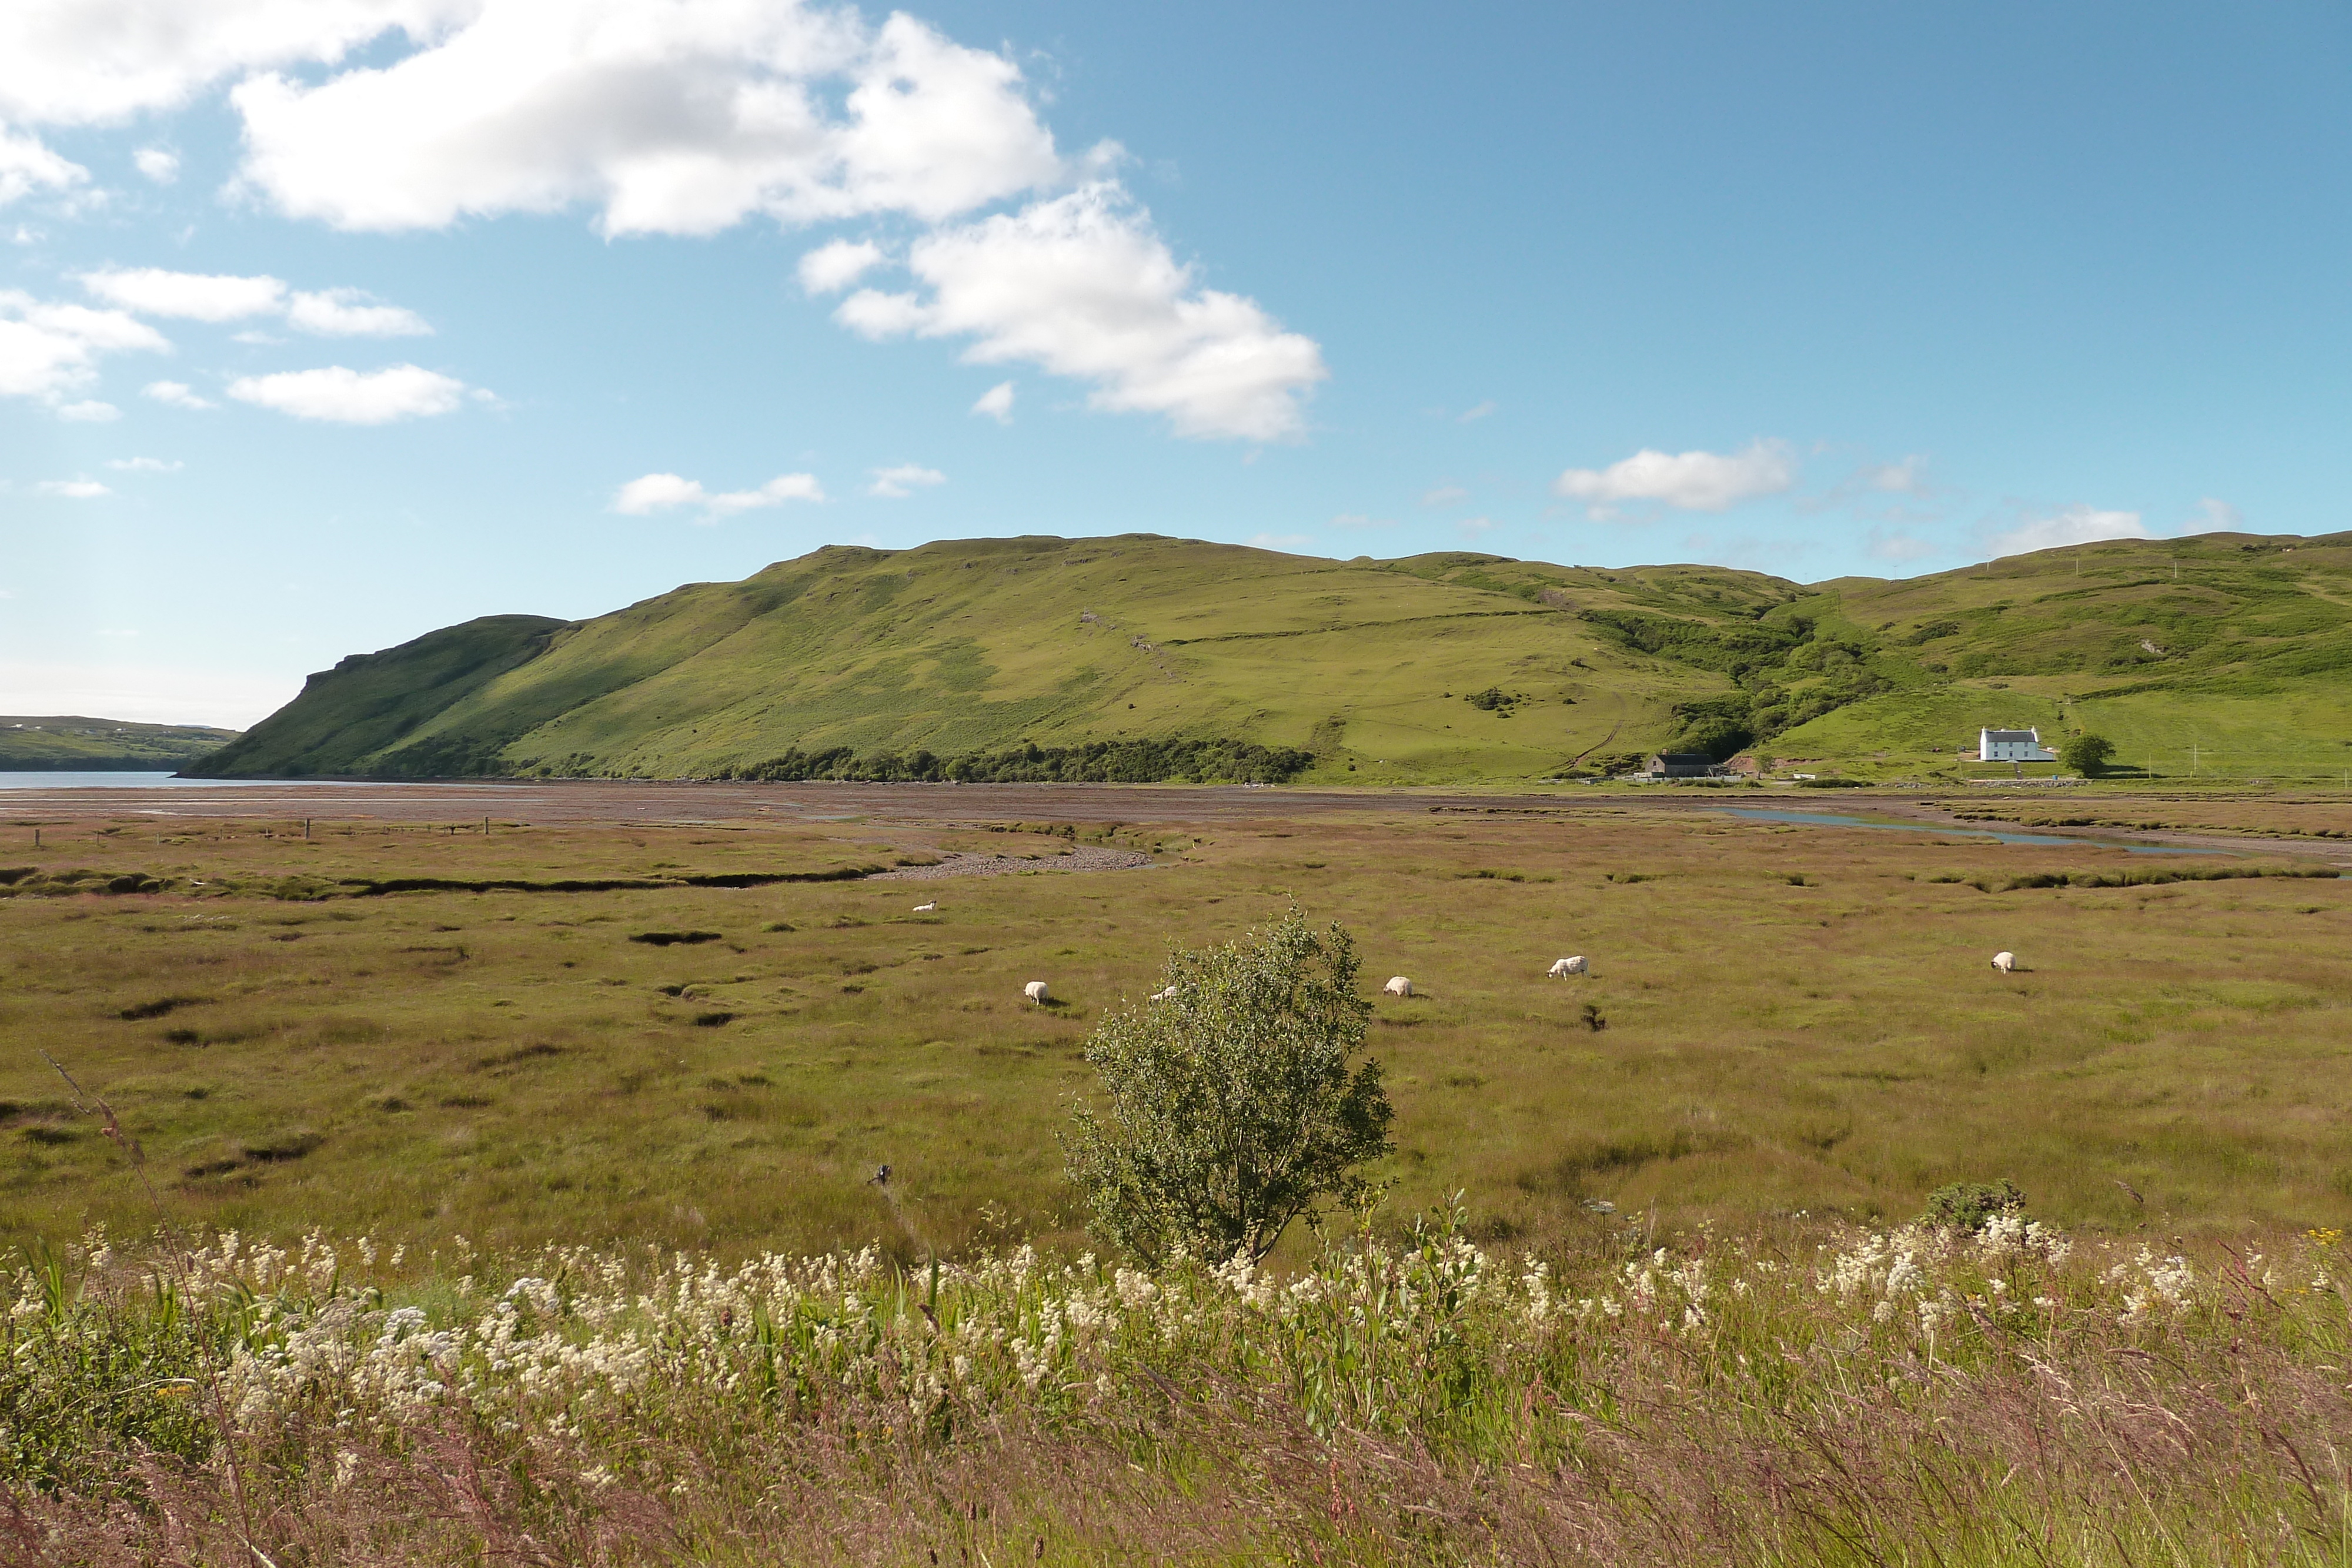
[0,716,240,771]
[191,530,2352,785]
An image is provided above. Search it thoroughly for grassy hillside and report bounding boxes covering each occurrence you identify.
[0,716,239,771]
[192,529,2352,784]
[1773,531,2352,780]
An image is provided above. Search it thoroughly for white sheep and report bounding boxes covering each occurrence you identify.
[1382,976,1414,998]
[1149,985,1178,1002]
[1548,956,1588,978]
[1023,980,1051,1004]
[912,901,937,913]
[1991,951,2017,974]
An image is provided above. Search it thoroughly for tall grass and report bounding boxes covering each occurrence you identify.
[9,1213,2349,1563]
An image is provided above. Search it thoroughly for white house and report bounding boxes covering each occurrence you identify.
[1979,727,2057,763]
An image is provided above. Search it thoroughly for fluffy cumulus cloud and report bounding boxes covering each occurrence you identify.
[969,379,1013,422]
[613,470,824,518]
[57,399,119,421]
[0,289,168,403]
[0,123,86,206]
[837,183,1326,440]
[0,1,1322,442]
[226,362,469,422]
[35,479,111,497]
[225,4,1060,236]
[284,287,431,336]
[133,145,179,183]
[0,1,470,126]
[108,456,181,471]
[1988,504,2150,559]
[798,237,887,293]
[1552,439,1798,517]
[142,379,216,409]
[867,463,943,498]
[81,266,287,320]
[80,268,430,336]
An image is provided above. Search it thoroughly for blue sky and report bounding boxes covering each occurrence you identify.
[2,1,2347,726]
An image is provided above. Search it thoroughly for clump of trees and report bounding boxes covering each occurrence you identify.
[720,737,1315,785]
[1063,910,1393,1263]
[2059,732,2116,775]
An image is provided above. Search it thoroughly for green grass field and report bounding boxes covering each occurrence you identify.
[6,795,2348,1262]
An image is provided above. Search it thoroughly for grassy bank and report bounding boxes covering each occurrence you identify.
[7,1213,2347,1564]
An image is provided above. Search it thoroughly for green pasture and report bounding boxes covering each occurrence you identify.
[4,801,2348,1260]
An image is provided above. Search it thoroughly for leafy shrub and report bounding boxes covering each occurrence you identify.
[1920,1179,2026,1232]
[1063,910,1392,1263]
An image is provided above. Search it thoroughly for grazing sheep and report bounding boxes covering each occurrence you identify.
[912,901,937,913]
[1548,956,1588,978]
[1150,985,1178,1001]
[1991,951,2017,974]
[1382,976,1414,998]
[1024,980,1051,1004]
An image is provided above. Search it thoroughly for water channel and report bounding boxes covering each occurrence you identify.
[1719,807,2229,855]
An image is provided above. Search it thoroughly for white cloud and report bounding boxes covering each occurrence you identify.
[142,379,216,409]
[1419,484,1467,507]
[80,266,288,320]
[1456,400,1496,423]
[970,379,1014,423]
[613,470,824,519]
[0,289,169,403]
[0,3,1320,444]
[1552,439,1798,517]
[227,5,1061,235]
[133,145,180,183]
[0,2,467,126]
[1988,503,2150,559]
[867,463,944,499]
[839,182,1325,441]
[226,362,469,422]
[108,455,182,471]
[1247,533,1314,551]
[1863,455,1927,494]
[286,287,431,336]
[2193,496,2242,532]
[799,238,888,294]
[57,399,119,422]
[0,122,86,205]
[36,479,110,497]
[1455,515,1495,536]
[1329,513,1395,530]
[79,268,433,340]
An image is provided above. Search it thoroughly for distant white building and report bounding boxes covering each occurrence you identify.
[1979,727,2057,763]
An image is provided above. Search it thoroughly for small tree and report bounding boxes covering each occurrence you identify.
[1062,910,1393,1264]
[2060,731,2115,776]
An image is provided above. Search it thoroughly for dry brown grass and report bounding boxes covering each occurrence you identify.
[2,798,2348,1266]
